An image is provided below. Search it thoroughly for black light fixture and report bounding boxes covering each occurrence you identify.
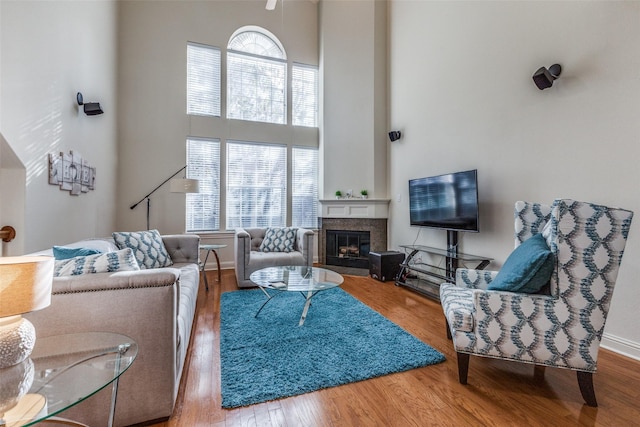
[388,130,402,142]
[532,64,562,90]
[130,165,200,230]
[76,92,104,116]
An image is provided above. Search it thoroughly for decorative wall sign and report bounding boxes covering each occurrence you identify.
[49,151,95,195]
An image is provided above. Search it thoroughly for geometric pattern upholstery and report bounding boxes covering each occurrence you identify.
[112,229,173,269]
[441,199,633,373]
[54,248,140,276]
[258,227,298,253]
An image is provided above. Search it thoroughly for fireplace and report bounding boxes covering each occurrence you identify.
[326,230,371,269]
[318,198,391,270]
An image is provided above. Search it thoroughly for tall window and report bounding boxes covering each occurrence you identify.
[187,43,221,116]
[291,147,318,228]
[186,138,220,231]
[227,30,287,124]
[226,141,287,228]
[292,64,318,127]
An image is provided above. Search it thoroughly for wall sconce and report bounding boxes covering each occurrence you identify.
[76,92,104,116]
[388,130,402,142]
[532,64,562,90]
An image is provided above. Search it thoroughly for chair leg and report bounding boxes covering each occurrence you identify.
[577,371,598,407]
[457,352,469,385]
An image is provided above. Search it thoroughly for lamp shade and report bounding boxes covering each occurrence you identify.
[169,178,200,193]
[0,257,54,318]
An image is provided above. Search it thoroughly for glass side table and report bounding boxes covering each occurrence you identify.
[199,244,227,291]
[0,332,137,427]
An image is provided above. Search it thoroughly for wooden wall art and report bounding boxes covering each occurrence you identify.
[49,151,95,196]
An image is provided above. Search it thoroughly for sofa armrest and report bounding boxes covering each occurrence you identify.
[234,228,251,281]
[296,228,314,267]
[162,234,200,264]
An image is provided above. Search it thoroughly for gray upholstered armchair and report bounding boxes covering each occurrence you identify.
[234,227,314,288]
[440,199,633,406]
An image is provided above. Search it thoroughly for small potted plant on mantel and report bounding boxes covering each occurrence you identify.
[360,190,368,199]
[335,190,342,199]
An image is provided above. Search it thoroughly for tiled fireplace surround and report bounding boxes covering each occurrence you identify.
[318,199,390,266]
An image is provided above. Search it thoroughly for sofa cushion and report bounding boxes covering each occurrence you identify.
[258,227,298,253]
[53,245,102,260]
[112,229,173,269]
[54,248,140,277]
[487,233,555,294]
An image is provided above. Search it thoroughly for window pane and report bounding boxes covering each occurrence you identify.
[227,53,286,124]
[292,146,318,228]
[186,138,220,231]
[228,31,285,59]
[187,43,221,117]
[226,141,287,229]
[292,64,318,127]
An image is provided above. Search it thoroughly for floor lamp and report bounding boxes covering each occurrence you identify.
[130,165,200,230]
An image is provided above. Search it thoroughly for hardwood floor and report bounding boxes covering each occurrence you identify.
[150,269,640,426]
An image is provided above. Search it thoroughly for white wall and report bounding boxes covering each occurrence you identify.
[0,0,119,253]
[388,1,640,357]
[319,0,387,200]
[116,0,318,238]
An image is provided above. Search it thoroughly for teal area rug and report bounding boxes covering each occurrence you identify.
[220,287,445,408]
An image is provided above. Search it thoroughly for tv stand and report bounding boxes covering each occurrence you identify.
[395,238,492,300]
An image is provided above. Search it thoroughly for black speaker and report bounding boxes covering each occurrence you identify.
[83,102,104,116]
[369,251,405,282]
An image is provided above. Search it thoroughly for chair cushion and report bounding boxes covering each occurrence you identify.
[54,248,140,276]
[112,229,173,269]
[488,233,554,294]
[258,227,298,253]
[53,246,102,260]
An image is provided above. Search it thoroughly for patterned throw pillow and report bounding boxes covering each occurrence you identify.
[258,227,298,253]
[54,248,140,277]
[112,229,173,269]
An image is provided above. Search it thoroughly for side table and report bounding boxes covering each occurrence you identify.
[199,244,227,291]
[0,331,137,427]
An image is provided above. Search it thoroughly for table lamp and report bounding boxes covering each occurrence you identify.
[0,256,54,369]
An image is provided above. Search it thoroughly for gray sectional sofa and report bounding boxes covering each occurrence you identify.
[25,234,200,427]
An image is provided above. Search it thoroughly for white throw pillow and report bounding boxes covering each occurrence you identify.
[54,248,140,277]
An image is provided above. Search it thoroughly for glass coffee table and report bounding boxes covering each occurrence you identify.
[0,332,137,427]
[250,265,344,326]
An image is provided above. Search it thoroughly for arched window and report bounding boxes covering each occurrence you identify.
[227,27,287,124]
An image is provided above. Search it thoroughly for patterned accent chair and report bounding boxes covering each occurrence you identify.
[440,199,633,406]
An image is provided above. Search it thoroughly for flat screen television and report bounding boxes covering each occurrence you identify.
[408,169,479,232]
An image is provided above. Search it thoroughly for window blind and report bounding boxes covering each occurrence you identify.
[187,43,221,117]
[292,64,318,127]
[186,138,220,232]
[291,146,319,228]
[226,141,287,229]
[227,52,286,124]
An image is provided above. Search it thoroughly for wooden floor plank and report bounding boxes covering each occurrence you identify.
[148,270,640,427]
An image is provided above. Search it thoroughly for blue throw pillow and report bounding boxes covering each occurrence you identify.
[112,229,173,269]
[53,246,102,260]
[488,233,555,294]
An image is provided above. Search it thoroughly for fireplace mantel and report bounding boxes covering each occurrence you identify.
[319,199,391,219]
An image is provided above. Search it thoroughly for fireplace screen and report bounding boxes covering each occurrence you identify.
[326,230,371,269]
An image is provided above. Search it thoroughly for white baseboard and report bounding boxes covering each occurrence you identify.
[601,332,640,361]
